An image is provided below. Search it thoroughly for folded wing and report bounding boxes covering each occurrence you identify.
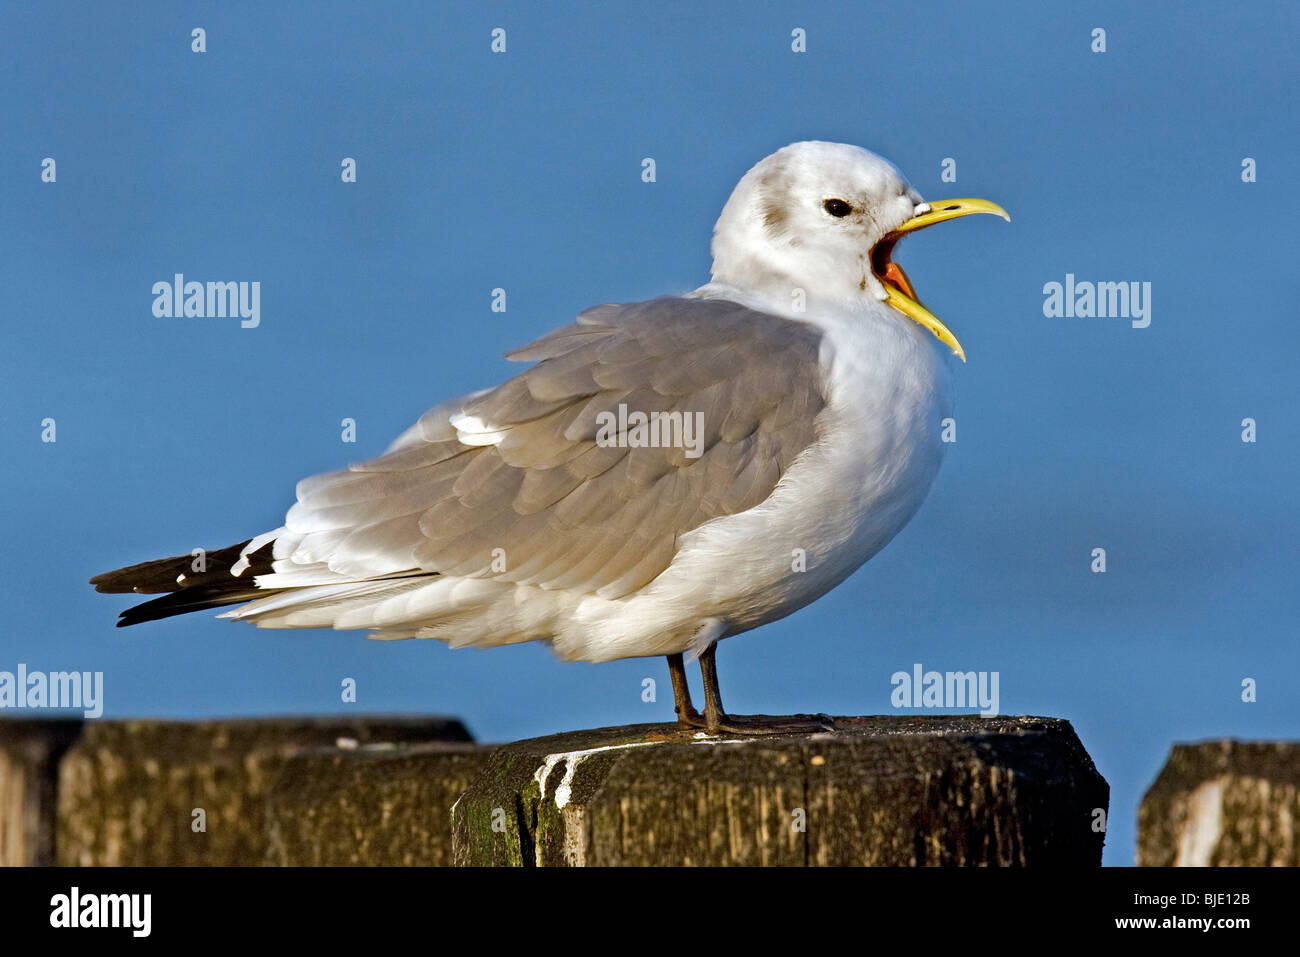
[257,296,829,604]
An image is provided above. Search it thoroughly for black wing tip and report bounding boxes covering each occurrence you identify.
[90,538,267,596]
[91,578,151,595]
[95,539,271,626]
[89,571,139,594]
[111,583,262,628]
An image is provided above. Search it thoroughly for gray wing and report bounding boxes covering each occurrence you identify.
[276,296,828,600]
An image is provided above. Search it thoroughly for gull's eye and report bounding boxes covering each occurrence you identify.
[822,198,853,218]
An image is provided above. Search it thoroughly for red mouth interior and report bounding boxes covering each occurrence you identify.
[871,235,916,298]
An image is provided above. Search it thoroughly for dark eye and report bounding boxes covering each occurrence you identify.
[822,198,852,218]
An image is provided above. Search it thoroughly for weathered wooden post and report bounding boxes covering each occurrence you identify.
[55,717,469,865]
[0,719,81,866]
[1140,740,1300,866]
[451,716,1108,866]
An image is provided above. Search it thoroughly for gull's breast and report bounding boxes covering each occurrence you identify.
[564,303,953,660]
[806,305,954,575]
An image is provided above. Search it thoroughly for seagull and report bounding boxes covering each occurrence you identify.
[92,141,1007,734]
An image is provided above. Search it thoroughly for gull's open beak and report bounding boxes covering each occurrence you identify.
[870,198,1010,362]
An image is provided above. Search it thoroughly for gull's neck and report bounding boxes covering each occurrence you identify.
[689,278,953,376]
[690,277,884,324]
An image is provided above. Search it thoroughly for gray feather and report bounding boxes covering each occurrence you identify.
[286,296,828,598]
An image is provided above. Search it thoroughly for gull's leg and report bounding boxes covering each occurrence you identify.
[697,642,837,736]
[667,653,703,727]
[698,641,728,733]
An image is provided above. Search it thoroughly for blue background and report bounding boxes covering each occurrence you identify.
[2,2,1296,866]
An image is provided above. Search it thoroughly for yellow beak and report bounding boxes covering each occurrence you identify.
[874,198,1010,362]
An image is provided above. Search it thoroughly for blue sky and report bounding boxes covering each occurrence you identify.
[1,1,1296,866]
